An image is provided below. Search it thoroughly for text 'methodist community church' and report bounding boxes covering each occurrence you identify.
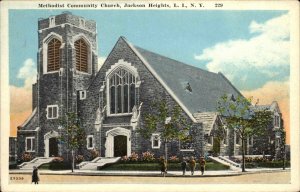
[16,12,284,161]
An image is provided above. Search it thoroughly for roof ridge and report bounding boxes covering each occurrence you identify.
[218,72,244,97]
[122,37,197,122]
[133,44,219,76]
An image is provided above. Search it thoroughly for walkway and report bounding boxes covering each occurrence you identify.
[10,167,290,177]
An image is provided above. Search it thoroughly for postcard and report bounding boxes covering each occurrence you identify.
[1,1,299,192]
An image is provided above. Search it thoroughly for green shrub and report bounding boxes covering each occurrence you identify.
[101,162,230,171]
[39,162,72,170]
[245,161,290,168]
[9,163,18,169]
[245,163,256,168]
[257,161,290,168]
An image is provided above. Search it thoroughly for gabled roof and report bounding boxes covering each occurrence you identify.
[252,101,281,113]
[193,112,218,134]
[18,108,38,131]
[124,38,243,116]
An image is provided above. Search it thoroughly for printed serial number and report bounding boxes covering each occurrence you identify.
[215,3,223,7]
[10,176,24,180]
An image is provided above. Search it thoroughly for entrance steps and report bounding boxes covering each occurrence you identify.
[78,157,121,170]
[18,157,54,170]
[208,156,240,171]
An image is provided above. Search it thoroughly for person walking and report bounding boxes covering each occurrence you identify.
[181,158,187,176]
[189,156,196,176]
[160,158,167,177]
[32,166,40,184]
[200,156,206,175]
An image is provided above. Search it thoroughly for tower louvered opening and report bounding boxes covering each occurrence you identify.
[47,38,61,72]
[75,39,88,73]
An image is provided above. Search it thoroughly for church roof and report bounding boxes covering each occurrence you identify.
[125,38,243,116]
[18,108,39,131]
[193,112,218,134]
[252,101,281,113]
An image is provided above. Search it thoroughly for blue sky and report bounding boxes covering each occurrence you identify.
[8,9,291,142]
[9,10,289,90]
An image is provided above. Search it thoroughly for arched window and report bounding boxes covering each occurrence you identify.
[75,39,88,73]
[109,68,136,114]
[47,38,61,72]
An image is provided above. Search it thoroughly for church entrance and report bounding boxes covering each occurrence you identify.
[114,135,127,157]
[105,127,131,157]
[49,137,58,157]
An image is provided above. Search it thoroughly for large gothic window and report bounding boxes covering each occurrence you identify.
[47,38,61,72]
[109,68,136,114]
[75,39,88,73]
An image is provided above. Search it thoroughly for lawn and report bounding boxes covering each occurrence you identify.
[39,162,72,170]
[101,162,230,171]
[246,161,290,168]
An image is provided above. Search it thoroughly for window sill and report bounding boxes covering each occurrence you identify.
[44,71,59,74]
[180,149,195,152]
[47,117,59,120]
[152,146,160,149]
[76,70,91,75]
[107,113,133,117]
[25,150,35,152]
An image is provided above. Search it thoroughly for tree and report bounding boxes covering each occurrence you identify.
[139,100,191,163]
[278,125,286,170]
[217,94,272,172]
[59,112,86,172]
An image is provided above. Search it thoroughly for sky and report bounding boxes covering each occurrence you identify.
[9,9,290,143]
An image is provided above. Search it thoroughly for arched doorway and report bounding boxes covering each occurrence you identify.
[114,135,127,157]
[105,127,131,157]
[49,137,58,157]
[44,130,59,157]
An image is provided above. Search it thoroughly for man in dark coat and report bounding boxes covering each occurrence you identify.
[200,157,206,175]
[32,166,40,184]
[181,158,187,175]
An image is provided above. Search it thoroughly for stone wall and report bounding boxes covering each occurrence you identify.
[78,37,203,159]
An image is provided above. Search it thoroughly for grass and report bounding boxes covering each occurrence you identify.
[246,161,290,168]
[39,162,72,170]
[101,162,230,171]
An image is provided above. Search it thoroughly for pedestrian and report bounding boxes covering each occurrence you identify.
[200,156,206,175]
[32,166,40,184]
[189,156,196,175]
[160,158,167,177]
[181,157,187,175]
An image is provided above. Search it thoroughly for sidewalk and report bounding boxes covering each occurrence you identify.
[9,168,290,177]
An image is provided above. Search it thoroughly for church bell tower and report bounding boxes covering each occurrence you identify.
[35,12,98,157]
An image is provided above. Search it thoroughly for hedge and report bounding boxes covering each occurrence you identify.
[245,161,290,168]
[101,162,230,171]
[39,162,72,170]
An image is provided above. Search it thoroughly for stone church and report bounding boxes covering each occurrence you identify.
[16,12,284,161]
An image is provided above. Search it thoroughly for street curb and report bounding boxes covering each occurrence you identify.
[9,169,290,177]
[10,172,242,177]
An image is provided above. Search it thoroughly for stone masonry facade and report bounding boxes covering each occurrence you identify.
[16,12,284,163]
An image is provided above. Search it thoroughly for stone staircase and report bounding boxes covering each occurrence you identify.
[18,157,54,170]
[208,156,240,171]
[77,157,121,170]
